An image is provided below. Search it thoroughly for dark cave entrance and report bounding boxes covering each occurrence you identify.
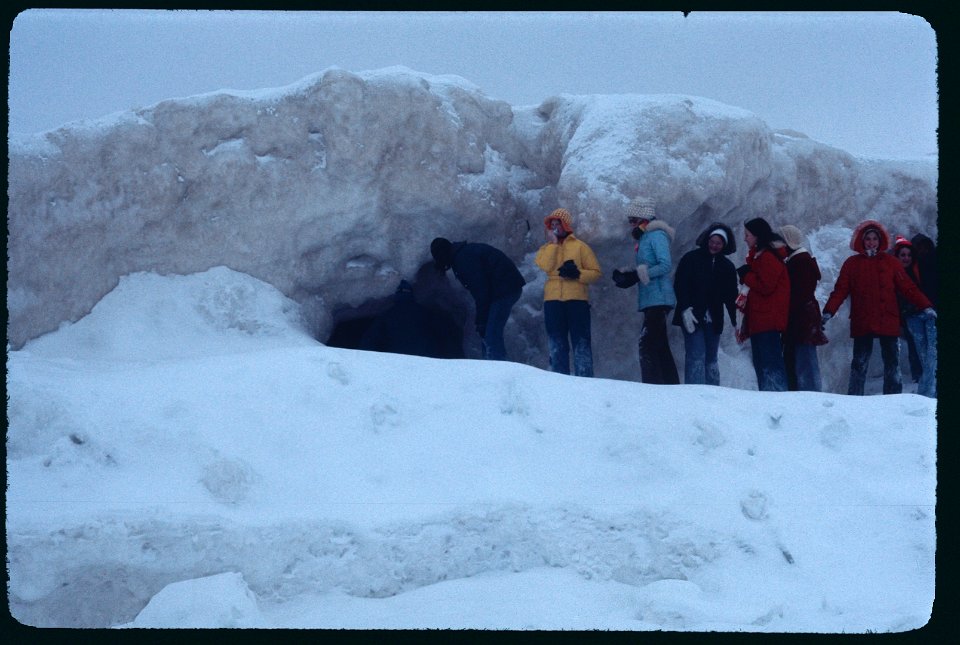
[324,262,473,359]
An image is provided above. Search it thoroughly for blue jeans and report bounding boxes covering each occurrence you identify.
[544,300,593,377]
[683,324,720,385]
[783,341,822,392]
[481,289,522,361]
[750,330,788,392]
[905,313,937,398]
[848,335,901,395]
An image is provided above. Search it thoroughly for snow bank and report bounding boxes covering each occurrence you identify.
[6,269,936,630]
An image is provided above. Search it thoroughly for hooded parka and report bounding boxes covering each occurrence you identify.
[671,222,738,333]
[824,220,932,338]
[534,210,602,301]
[635,219,677,311]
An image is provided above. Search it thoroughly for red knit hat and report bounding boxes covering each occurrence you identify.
[893,235,912,250]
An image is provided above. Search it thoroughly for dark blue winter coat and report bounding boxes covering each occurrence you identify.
[448,242,526,328]
[671,245,738,333]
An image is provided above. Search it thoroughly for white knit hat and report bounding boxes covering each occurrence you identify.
[779,224,805,249]
[626,197,656,221]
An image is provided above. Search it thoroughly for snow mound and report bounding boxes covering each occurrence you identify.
[118,572,266,628]
[21,266,316,362]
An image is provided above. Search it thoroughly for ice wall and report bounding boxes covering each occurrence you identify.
[7,67,937,385]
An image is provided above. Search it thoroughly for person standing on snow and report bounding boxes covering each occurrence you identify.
[534,208,602,377]
[670,222,738,385]
[778,224,828,392]
[736,217,790,392]
[611,197,679,384]
[892,235,936,398]
[430,237,526,361]
[892,236,923,386]
[821,220,935,396]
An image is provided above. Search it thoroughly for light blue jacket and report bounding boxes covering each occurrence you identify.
[635,220,677,311]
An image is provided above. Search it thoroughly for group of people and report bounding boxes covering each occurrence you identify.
[424,198,937,397]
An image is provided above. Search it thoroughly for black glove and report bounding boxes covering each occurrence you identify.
[612,269,640,288]
[558,260,581,280]
[736,264,750,282]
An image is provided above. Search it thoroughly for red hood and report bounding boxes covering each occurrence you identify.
[850,219,891,254]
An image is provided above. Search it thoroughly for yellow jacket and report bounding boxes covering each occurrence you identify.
[534,234,602,301]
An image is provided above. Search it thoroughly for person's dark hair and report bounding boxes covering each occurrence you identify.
[430,237,453,271]
[744,217,783,252]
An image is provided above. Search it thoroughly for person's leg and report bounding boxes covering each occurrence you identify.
[847,335,873,396]
[683,326,706,385]
[902,323,922,383]
[650,306,680,384]
[567,300,594,377]
[907,314,936,398]
[483,290,520,361]
[703,324,721,386]
[543,300,570,374]
[793,343,823,392]
[879,335,903,395]
[920,315,937,398]
[751,331,787,392]
[783,339,799,391]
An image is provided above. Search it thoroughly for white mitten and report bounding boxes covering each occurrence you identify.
[682,307,698,334]
[636,264,650,285]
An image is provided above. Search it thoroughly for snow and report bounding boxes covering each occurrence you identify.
[6,267,936,631]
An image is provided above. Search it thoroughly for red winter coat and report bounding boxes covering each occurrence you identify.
[784,249,829,346]
[743,245,790,335]
[824,220,932,338]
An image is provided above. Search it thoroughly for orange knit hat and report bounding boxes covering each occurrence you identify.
[544,208,574,233]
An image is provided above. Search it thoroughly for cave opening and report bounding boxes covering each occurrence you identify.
[324,262,473,359]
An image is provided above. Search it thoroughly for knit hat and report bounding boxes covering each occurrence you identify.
[430,237,453,271]
[892,235,913,255]
[695,222,736,255]
[709,228,728,244]
[544,208,574,234]
[626,197,656,223]
[779,224,805,250]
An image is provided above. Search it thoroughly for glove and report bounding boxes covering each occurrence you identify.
[558,259,581,280]
[735,284,749,312]
[612,268,639,288]
[681,307,698,334]
[924,308,937,319]
[636,264,650,285]
[820,312,832,330]
[736,264,750,282]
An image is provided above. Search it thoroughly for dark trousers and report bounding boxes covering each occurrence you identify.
[750,330,788,392]
[848,335,902,395]
[544,300,593,377]
[482,289,521,361]
[639,306,679,384]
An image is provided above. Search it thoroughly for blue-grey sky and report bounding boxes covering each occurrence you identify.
[8,10,938,159]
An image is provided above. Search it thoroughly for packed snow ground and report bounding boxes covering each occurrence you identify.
[6,267,936,630]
